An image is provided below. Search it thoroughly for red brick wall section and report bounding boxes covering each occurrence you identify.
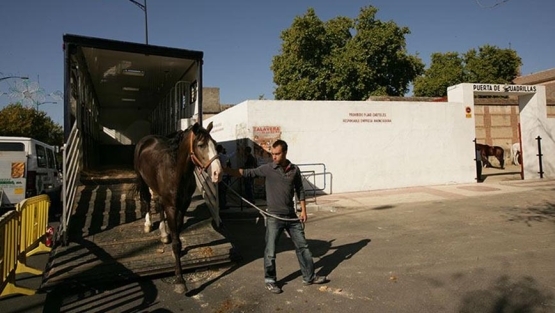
[510,106,520,145]
[483,106,492,145]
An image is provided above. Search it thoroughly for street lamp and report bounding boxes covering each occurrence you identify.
[128,0,148,45]
[0,75,29,82]
[36,101,57,111]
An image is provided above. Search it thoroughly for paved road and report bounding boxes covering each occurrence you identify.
[2,169,554,312]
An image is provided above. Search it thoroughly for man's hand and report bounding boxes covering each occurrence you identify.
[299,211,308,223]
[299,200,308,222]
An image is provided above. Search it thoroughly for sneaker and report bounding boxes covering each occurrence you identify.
[302,275,327,286]
[265,282,282,294]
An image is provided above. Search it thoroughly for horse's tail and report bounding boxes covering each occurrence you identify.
[132,172,154,217]
[131,140,146,200]
[133,173,151,202]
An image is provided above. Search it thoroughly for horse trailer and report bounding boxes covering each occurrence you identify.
[41,34,234,289]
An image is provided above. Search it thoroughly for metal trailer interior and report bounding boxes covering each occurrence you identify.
[61,34,206,244]
[46,34,232,287]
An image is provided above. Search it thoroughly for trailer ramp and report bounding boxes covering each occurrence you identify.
[41,174,238,290]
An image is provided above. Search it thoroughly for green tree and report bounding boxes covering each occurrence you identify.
[0,103,63,146]
[464,45,521,84]
[272,6,424,100]
[413,45,522,97]
[413,52,464,97]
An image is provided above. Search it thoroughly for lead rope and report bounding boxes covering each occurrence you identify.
[196,168,303,226]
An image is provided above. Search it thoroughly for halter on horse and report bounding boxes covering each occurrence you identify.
[134,122,222,294]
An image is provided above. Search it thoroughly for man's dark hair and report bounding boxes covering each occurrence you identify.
[272,140,288,152]
[216,144,223,153]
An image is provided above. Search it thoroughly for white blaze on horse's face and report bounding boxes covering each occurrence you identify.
[207,140,223,183]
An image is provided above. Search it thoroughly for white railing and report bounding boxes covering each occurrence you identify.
[194,169,220,227]
[60,122,82,245]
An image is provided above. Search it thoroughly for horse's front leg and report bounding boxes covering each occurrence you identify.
[165,207,187,294]
[486,160,493,168]
[482,157,492,168]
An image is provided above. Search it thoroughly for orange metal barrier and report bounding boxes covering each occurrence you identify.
[0,210,35,297]
[16,195,51,275]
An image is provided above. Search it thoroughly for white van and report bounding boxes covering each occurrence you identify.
[0,136,62,210]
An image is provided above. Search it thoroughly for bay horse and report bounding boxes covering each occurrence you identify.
[134,122,222,294]
[476,143,505,169]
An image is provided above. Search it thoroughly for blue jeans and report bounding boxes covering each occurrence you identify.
[264,216,315,283]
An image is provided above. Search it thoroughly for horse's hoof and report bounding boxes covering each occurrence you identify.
[161,236,171,244]
[144,225,152,233]
[174,283,188,294]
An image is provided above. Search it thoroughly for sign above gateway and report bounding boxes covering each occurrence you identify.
[472,83,537,94]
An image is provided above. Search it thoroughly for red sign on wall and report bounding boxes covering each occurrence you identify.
[465,106,472,118]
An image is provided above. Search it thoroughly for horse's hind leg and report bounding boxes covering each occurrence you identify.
[144,212,153,233]
[150,192,170,243]
[159,210,170,244]
[140,186,153,233]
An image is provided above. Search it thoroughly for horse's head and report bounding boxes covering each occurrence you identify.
[190,122,223,183]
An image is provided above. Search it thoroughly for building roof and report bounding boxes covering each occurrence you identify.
[514,68,555,85]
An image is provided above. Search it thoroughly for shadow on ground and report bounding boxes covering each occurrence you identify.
[458,275,554,312]
[505,202,555,226]
[41,239,160,313]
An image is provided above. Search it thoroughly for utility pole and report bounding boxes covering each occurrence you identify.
[36,101,57,111]
[128,0,148,45]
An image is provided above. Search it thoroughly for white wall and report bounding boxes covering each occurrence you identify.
[519,89,555,179]
[206,100,476,193]
[206,102,249,167]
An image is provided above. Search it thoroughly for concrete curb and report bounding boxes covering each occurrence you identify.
[220,178,555,218]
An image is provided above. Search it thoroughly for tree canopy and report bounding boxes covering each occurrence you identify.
[271,6,424,100]
[0,103,63,146]
[413,45,522,97]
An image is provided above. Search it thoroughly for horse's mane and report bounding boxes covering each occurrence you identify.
[166,130,186,160]
[161,124,214,162]
[165,125,202,160]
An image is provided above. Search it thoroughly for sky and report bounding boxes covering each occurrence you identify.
[1,0,554,126]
